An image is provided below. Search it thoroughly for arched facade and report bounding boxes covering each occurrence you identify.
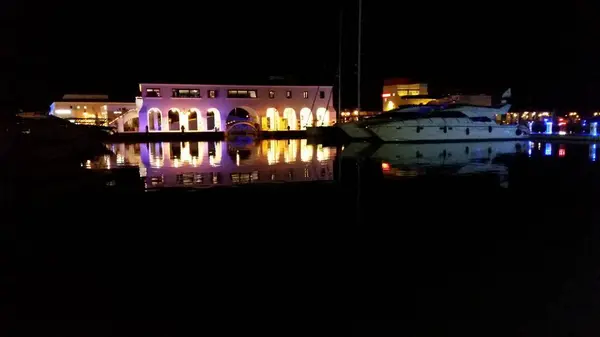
[283,108,297,130]
[124,117,139,132]
[315,108,331,127]
[168,108,181,131]
[206,108,222,131]
[148,108,162,131]
[300,108,313,130]
[188,109,199,131]
[265,108,279,131]
[136,83,336,133]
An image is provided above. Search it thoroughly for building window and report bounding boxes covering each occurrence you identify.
[286,90,292,99]
[303,91,308,99]
[227,89,258,98]
[172,89,201,98]
[146,88,161,97]
[269,90,275,99]
[208,90,218,98]
[408,90,420,96]
[319,91,325,99]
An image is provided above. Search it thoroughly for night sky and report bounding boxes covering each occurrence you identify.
[1,0,599,113]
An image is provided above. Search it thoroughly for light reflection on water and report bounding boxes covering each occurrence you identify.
[88,140,600,189]
[89,140,336,188]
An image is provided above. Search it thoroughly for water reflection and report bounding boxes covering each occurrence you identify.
[89,139,600,189]
[545,143,552,156]
[341,141,527,181]
[89,140,336,188]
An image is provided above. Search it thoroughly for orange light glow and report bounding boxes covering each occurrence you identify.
[381,162,391,172]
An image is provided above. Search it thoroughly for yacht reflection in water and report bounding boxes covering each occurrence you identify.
[342,141,529,185]
[90,140,336,188]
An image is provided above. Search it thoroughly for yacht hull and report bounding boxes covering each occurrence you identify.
[367,123,529,143]
[338,123,375,139]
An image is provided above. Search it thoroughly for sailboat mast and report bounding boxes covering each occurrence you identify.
[357,0,362,110]
[338,8,343,121]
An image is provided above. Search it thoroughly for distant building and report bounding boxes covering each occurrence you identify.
[382,78,492,111]
[49,94,136,127]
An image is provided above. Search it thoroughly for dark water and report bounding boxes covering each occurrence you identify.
[13,139,600,336]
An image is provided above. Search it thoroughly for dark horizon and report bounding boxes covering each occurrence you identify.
[2,0,599,113]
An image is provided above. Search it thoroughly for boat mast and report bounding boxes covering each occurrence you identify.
[337,8,343,121]
[357,0,362,110]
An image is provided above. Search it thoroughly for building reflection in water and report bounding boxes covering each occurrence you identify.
[92,140,336,188]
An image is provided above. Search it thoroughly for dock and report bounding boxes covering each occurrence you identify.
[530,133,600,143]
[103,128,347,143]
[105,130,311,143]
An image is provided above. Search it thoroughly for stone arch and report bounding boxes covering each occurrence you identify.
[168,108,181,131]
[265,108,280,131]
[148,108,162,131]
[227,122,259,134]
[122,109,138,124]
[206,108,222,131]
[236,106,260,124]
[124,117,139,132]
[226,106,260,131]
[315,108,330,127]
[300,108,313,130]
[188,108,200,131]
[282,108,297,130]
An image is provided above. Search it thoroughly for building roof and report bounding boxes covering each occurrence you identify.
[384,78,424,86]
[138,75,334,87]
[399,95,440,99]
[62,94,109,100]
[53,94,134,104]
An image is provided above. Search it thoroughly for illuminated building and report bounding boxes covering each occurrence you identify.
[50,83,337,133]
[49,94,136,126]
[381,78,492,112]
[134,83,336,133]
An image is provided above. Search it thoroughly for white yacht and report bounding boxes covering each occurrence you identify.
[340,89,529,142]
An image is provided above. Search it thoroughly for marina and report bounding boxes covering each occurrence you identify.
[9,0,600,333]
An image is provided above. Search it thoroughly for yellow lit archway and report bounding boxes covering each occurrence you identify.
[283,108,297,130]
[315,108,330,127]
[300,108,313,130]
[206,108,222,131]
[265,108,279,131]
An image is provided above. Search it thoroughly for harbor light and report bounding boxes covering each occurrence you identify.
[592,122,598,136]
[54,109,71,115]
[545,120,553,134]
